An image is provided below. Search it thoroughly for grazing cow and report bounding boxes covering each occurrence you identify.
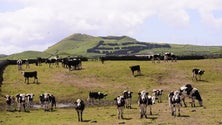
[17,59,23,70]
[138,91,153,118]
[129,65,141,76]
[22,71,38,84]
[122,90,133,109]
[74,99,85,122]
[26,93,34,109]
[168,91,181,116]
[114,96,125,119]
[87,91,107,104]
[4,95,15,111]
[152,89,163,103]
[192,68,205,81]
[180,84,203,107]
[39,93,56,111]
[164,52,177,62]
[150,54,160,63]
[16,94,28,112]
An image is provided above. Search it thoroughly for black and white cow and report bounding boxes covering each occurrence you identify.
[122,90,133,109]
[152,89,163,103]
[17,59,23,70]
[192,68,205,81]
[22,71,38,84]
[87,91,107,104]
[129,65,141,76]
[114,96,125,119]
[39,93,56,111]
[62,58,82,71]
[16,93,28,112]
[26,93,34,109]
[180,84,203,107]
[164,52,177,62]
[4,95,15,111]
[74,99,85,122]
[138,90,153,118]
[150,54,161,63]
[168,91,181,116]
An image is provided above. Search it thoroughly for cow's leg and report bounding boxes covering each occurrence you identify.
[149,105,152,115]
[80,110,83,122]
[178,105,180,116]
[182,98,187,107]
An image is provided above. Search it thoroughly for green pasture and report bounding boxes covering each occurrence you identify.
[0,59,222,125]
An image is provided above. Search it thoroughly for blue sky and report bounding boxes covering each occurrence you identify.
[0,0,222,55]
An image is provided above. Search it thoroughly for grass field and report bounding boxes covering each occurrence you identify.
[1,59,222,125]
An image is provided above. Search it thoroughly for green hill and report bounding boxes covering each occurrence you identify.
[1,33,222,59]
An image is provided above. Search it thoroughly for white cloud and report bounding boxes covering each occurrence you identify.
[0,0,222,54]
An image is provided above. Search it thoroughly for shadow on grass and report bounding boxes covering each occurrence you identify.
[178,115,190,117]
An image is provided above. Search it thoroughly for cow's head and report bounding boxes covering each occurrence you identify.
[115,96,125,106]
[139,91,148,102]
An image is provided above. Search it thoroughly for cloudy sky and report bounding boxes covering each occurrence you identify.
[0,0,222,55]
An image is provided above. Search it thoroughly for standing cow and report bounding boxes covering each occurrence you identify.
[4,95,16,111]
[39,93,56,111]
[164,52,177,62]
[168,91,181,117]
[122,90,133,109]
[16,94,28,112]
[22,71,38,84]
[87,91,107,105]
[192,68,205,81]
[138,90,153,118]
[152,89,163,103]
[150,54,161,63]
[129,65,141,76]
[17,59,23,70]
[74,99,85,122]
[114,96,125,119]
[26,93,34,109]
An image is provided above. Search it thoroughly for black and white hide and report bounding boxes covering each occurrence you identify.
[26,93,34,109]
[138,91,153,118]
[152,89,163,103]
[151,54,161,63]
[180,85,203,107]
[87,91,107,105]
[74,99,85,122]
[123,90,133,109]
[21,71,38,84]
[168,91,181,116]
[16,94,28,112]
[192,68,205,81]
[39,93,56,111]
[114,96,125,119]
[4,95,15,111]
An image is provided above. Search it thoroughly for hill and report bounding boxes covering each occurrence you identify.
[1,33,222,59]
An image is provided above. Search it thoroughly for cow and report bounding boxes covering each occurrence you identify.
[129,65,141,76]
[168,91,181,116]
[22,71,38,84]
[16,93,28,112]
[17,59,23,70]
[87,91,107,105]
[114,96,125,119]
[25,59,30,69]
[152,89,163,103]
[150,54,161,63]
[74,99,85,122]
[36,57,42,66]
[4,95,16,111]
[138,90,153,118]
[45,58,59,68]
[122,90,133,109]
[164,52,177,62]
[192,68,205,81]
[179,84,203,107]
[39,93,56,111]
[26,93,34,109]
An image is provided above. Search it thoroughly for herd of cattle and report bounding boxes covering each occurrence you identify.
[2,56,206,122]
[3,83,203,121]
